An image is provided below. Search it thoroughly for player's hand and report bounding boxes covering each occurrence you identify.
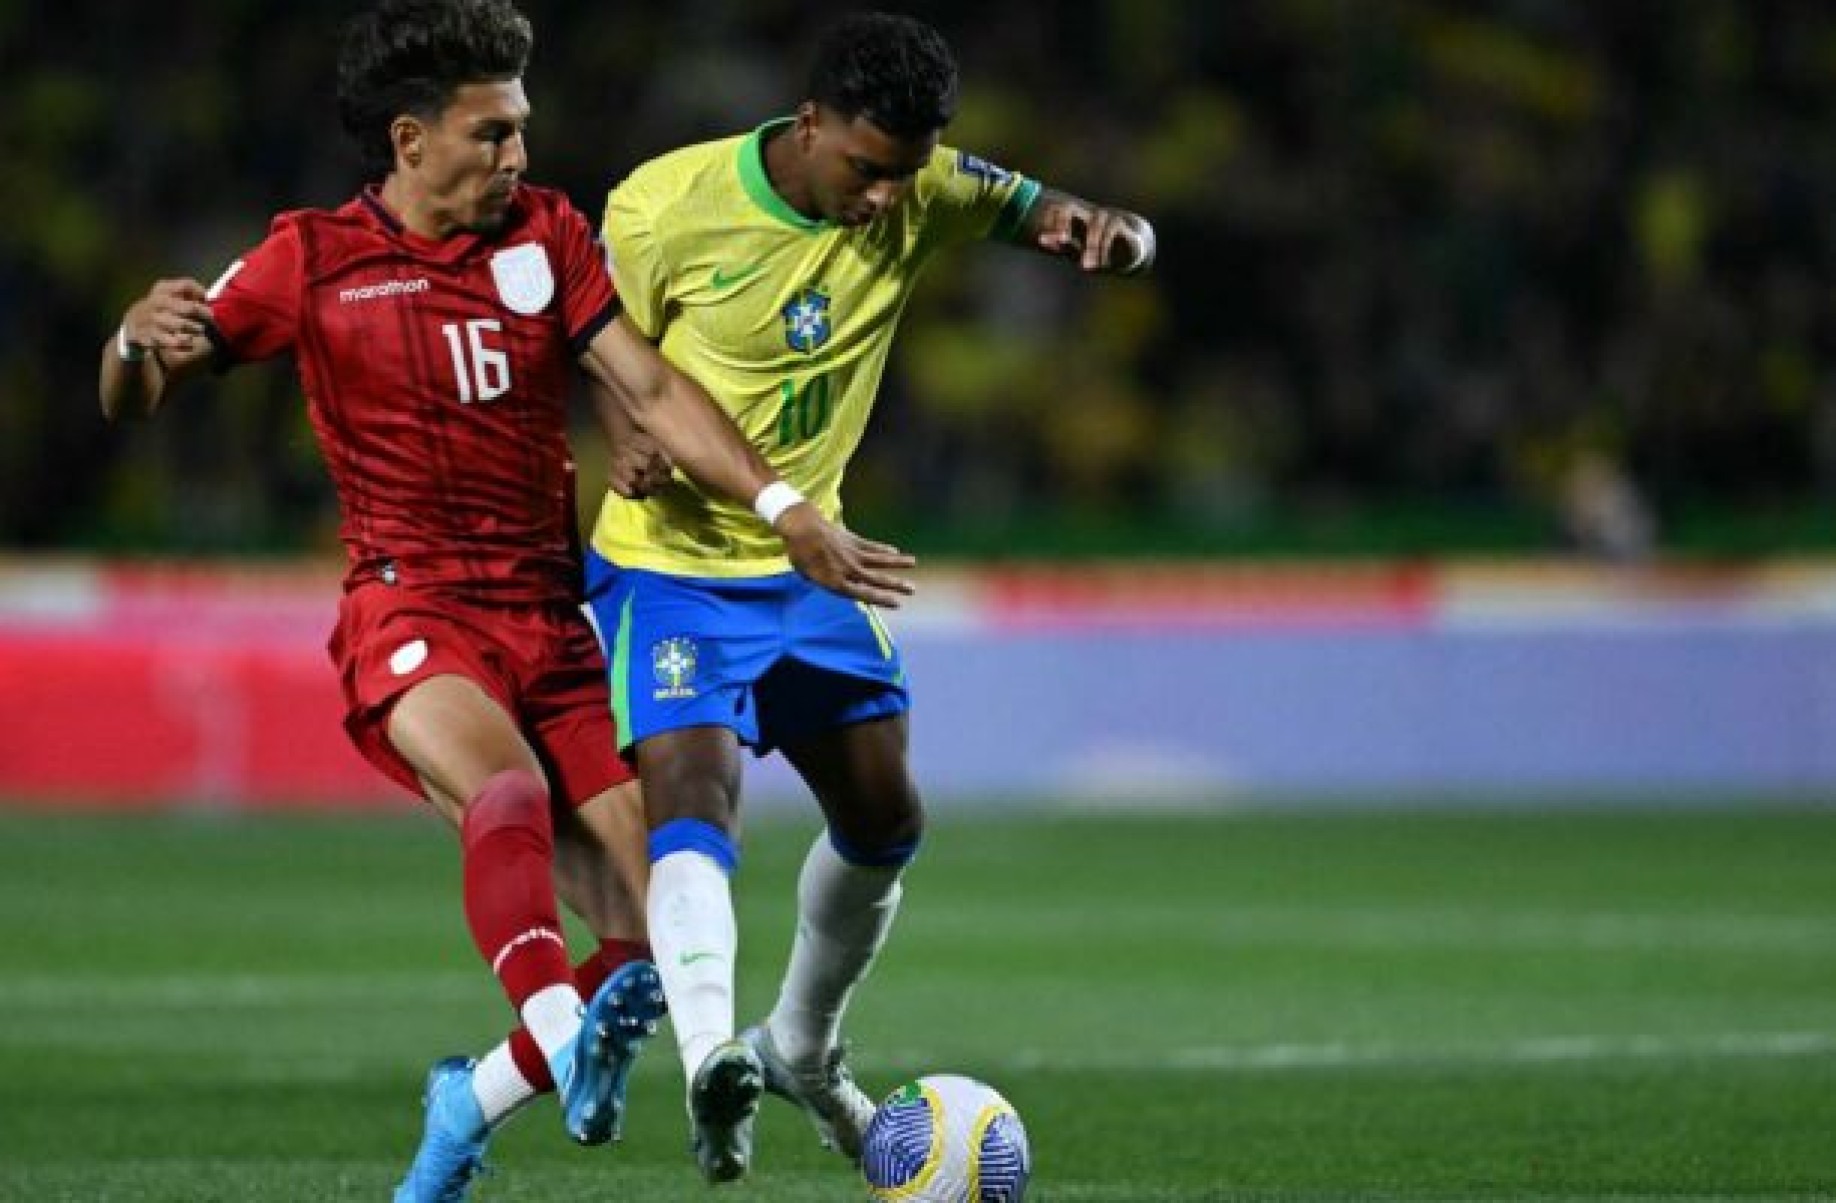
[607,425,676,499]
[124,278,215,355]
[1035,203,1154,276]
[775,503,917,608]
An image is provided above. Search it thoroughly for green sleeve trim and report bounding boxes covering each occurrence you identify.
[989,177,1042,243]
[739,118,833,233]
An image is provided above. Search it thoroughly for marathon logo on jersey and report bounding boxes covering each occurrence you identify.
[337,277,431,304]
[782,287,832,353]
[652,636,699,700]
[490,242,554,315]
[956,150,1013,185]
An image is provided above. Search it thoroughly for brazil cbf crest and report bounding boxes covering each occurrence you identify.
[491,243,554,315]
[782,287,832,353]
[652,637,699,700]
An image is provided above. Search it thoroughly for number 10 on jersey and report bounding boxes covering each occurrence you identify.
[777,374,832,447]
[442,319,510,404]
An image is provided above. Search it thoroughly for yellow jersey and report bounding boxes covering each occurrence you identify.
[591,119,1040,576]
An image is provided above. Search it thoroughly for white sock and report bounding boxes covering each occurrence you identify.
[520,983,584,1079]
[649,849,738,1088]
[471,1040,539,1127]
[767,834,903,1069]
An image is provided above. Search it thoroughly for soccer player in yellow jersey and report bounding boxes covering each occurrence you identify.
[585,12,1156,1182]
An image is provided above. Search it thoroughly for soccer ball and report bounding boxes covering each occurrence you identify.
[860,1074,1031,1202]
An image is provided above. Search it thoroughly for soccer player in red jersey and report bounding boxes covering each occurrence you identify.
[97,2,913,1200]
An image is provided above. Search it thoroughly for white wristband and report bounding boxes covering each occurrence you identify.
[752,480,806,527]
[116,323,148,363]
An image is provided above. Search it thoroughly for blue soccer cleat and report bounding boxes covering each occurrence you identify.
[394,1056,490,1203]
[558,959,668,1145]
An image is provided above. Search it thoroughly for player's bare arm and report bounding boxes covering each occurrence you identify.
[598,398,676,500]
[580,314,916,607]
[98,278,218,420]
[1022,187,1157,277]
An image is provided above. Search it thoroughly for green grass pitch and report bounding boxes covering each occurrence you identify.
[0,805,1833,1201]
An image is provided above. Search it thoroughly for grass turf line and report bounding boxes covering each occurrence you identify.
[0,806,1831,1201]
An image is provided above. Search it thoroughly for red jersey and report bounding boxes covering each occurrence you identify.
[206,184,617,603]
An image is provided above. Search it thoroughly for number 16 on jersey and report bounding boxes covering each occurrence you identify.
[442,319,511,404]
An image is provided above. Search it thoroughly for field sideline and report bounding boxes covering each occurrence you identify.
[0,805,1832,1201]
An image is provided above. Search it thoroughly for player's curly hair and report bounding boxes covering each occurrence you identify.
[807,12,959,137]
[336,0,533,175]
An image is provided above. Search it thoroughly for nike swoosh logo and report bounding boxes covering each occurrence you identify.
[678,951,723,966]
[710,262,764,290]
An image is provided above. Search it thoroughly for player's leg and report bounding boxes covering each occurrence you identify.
[389,674,584,1066]
[553,777,651,942]
[392,677,650,1136]
[774,713,922,1063]
[454,607,668,1145]
[633,727,744,1070]
[515,776,657,1093]
[636,726,766,1182]
[408,776,652,1110]
[749,714,922,1160]
[399,783,660,1202]
[383,673,586,1202]
[741,583,920,1161]
[341,592,612,1199]
[502,780,666,1144]
[476,940,651,1130]
[393,679,656,1140]
[586,556,776,1181]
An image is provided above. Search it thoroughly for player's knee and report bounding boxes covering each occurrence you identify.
[877,788,927,861]
[636,738,742,826]
[462,768,550,847]
[829,811,924,869]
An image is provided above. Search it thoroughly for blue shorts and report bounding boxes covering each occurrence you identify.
[584,550,910,755]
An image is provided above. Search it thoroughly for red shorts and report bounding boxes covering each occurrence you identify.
[328,582,634,805]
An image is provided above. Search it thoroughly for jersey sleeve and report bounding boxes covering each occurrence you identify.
[600,175,670,341]
[205,218,303,366]
[552,199,619,355]
[920,145,1042,250]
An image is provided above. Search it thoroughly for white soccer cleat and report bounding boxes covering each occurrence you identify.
[742,1022,876,1163]
[689,1038,765,1184]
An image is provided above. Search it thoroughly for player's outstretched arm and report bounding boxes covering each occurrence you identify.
[99,278,217,421]
[580,315,916,607]
[1020,188,1157,277]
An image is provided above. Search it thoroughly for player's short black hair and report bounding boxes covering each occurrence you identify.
[337,0,533,175]
[807,12,959,137]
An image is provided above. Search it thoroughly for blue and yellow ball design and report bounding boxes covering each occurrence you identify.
[862,1075,1031,1202]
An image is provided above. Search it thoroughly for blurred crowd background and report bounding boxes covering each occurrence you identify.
[5,0,1832,561]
